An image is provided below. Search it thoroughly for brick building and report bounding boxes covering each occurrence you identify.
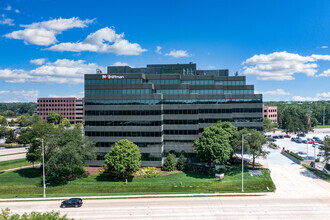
[37,98,84,124]
[263,106,277,123]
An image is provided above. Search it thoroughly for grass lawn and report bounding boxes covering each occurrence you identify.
[0,158,32,171]
[0,165,275,198]
[315,125,330,128]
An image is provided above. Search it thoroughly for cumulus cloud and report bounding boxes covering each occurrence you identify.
[165,50,191,58]
[257,89,290,95]
[15,9,20,13]
[242,51,330,81]
[0,59,104,84]
[47,27,147,55]
[5,6,12,11]
[316,69,330,77]
[112,62,130,66]
[292,92,330,101]
[0,90,39,102]
[320,46,328,49]
[4,17,94,46]
[30,58,48,65]
[156,46,162,54]
[0,14,14,26]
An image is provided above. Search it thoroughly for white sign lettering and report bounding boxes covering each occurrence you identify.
[102,74,124,79]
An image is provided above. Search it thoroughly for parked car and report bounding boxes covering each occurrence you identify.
[319,144,324,149]
[313,137,321,142]
[302,140,308,144]
[298,133,306,137]
[268,137,276,142]
[60,198,83,208]
[284,135,291,138]
[272,136,279,139]
[312,143,319,148]
[296,138,302,143]
[278,135,284,139]
[307,138,315,144]
[291,137,297,142]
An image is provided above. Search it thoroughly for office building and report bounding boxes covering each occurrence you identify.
[263,106,277,123]
[84,63,263,166]
[37,98,84,124]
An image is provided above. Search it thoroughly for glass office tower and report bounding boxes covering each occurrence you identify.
[84,63,263,166]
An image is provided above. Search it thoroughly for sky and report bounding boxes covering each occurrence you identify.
[0,0,329,102]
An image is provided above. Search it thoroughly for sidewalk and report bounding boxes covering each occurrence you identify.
[0,192,273,202]
[0,164,40,173]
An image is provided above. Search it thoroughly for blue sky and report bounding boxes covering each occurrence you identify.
[0,0,329,102]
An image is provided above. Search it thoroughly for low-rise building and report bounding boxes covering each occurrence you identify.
[37,98,84,124]
[263,106,277,123]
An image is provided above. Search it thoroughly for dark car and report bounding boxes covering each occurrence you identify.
[291,137,297,142]
[278,135,284,139]
[302,140,307,144]
[268,137,276,142]
[298,133,306,137]
[60,198,83,208]
[295,138,302,143]
[272,136,279,139]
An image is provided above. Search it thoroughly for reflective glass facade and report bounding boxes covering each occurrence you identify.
[85,63,263,167]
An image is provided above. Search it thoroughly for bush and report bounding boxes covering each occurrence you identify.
[162,153,176,171]
[136,167,162,178]
[0,208,73,220]
[315,158,320,162]
[176,155,187,171]
[285,150,303,161]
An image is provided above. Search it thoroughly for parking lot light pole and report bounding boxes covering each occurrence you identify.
[242,133,251,193]
[36,138,46,198]
[307,143,308,159]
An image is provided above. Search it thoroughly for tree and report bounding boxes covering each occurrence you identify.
[320,138,330,162]
[162,153,177,171]
[194,121,237,166]
[45,127,96,184]
[5,129,15,143]
[16,114,42,127]
[263,117,278,133]
[104,139,141,179]
[61,118,71,127]
[47,112,62,124]
[26,139,42,167]
[0,208,73,220]
[176,154,187,171]
[9,119,15,127]
[0,115,7,126]
[235,128,268,169]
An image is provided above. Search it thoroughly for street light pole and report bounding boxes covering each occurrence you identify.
[242,133,251,193]
[37,138,46,198]
[306,143,308,159]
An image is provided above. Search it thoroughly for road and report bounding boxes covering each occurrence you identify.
[0,147,26,162]
[1,147,330,219]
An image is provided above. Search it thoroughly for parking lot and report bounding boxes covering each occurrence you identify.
[267,129,329,160]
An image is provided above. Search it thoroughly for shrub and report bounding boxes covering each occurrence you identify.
[177,155,187,171]
[162,153,176,171]
[136,167,162,178]
[315,158,320,162]
[285,150,303,161]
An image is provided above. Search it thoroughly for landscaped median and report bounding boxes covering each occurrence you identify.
[281,150,303,164]
[302,164,330,181]
[0,165,275,198]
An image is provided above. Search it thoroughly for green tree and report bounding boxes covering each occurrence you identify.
[320,138,330,162]
[9,119,15,127]
[162,153,177,171]
[263,117,278,132]
[0,115,7,126]
[5,129,15,143]
[47,112,62,124]
[26,139,42,167]
[194,121,237,166]
[176,154,187,171]
[45,127,96,184]
[104,139,141,179]
[235,128,268,169]
[61,118,71,127]
[0,208,73,220]
[0,126,9,139]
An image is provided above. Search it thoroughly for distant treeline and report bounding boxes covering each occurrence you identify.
[0,102,37,117]
[264,101,330,131]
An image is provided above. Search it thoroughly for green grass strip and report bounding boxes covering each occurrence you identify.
[0,158,31,171]
[302,164,330,181]
[0,152,25,157]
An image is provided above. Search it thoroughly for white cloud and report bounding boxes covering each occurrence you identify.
[112,62,130,66]
[47,27,147,55]
[30,58,48,65]
[15,9,20,13]
[0,14,14,26]
[292,92,330,101]
[165,50,191,58]
[242,51,330,81]
[316,69,330,77]
[0,59,104,84]
[320,46,328,49]
[156,46,162,54]
[258,89,290,95]
[0,90,39,102]
[4,17,94,46]
[5,6,12,11]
